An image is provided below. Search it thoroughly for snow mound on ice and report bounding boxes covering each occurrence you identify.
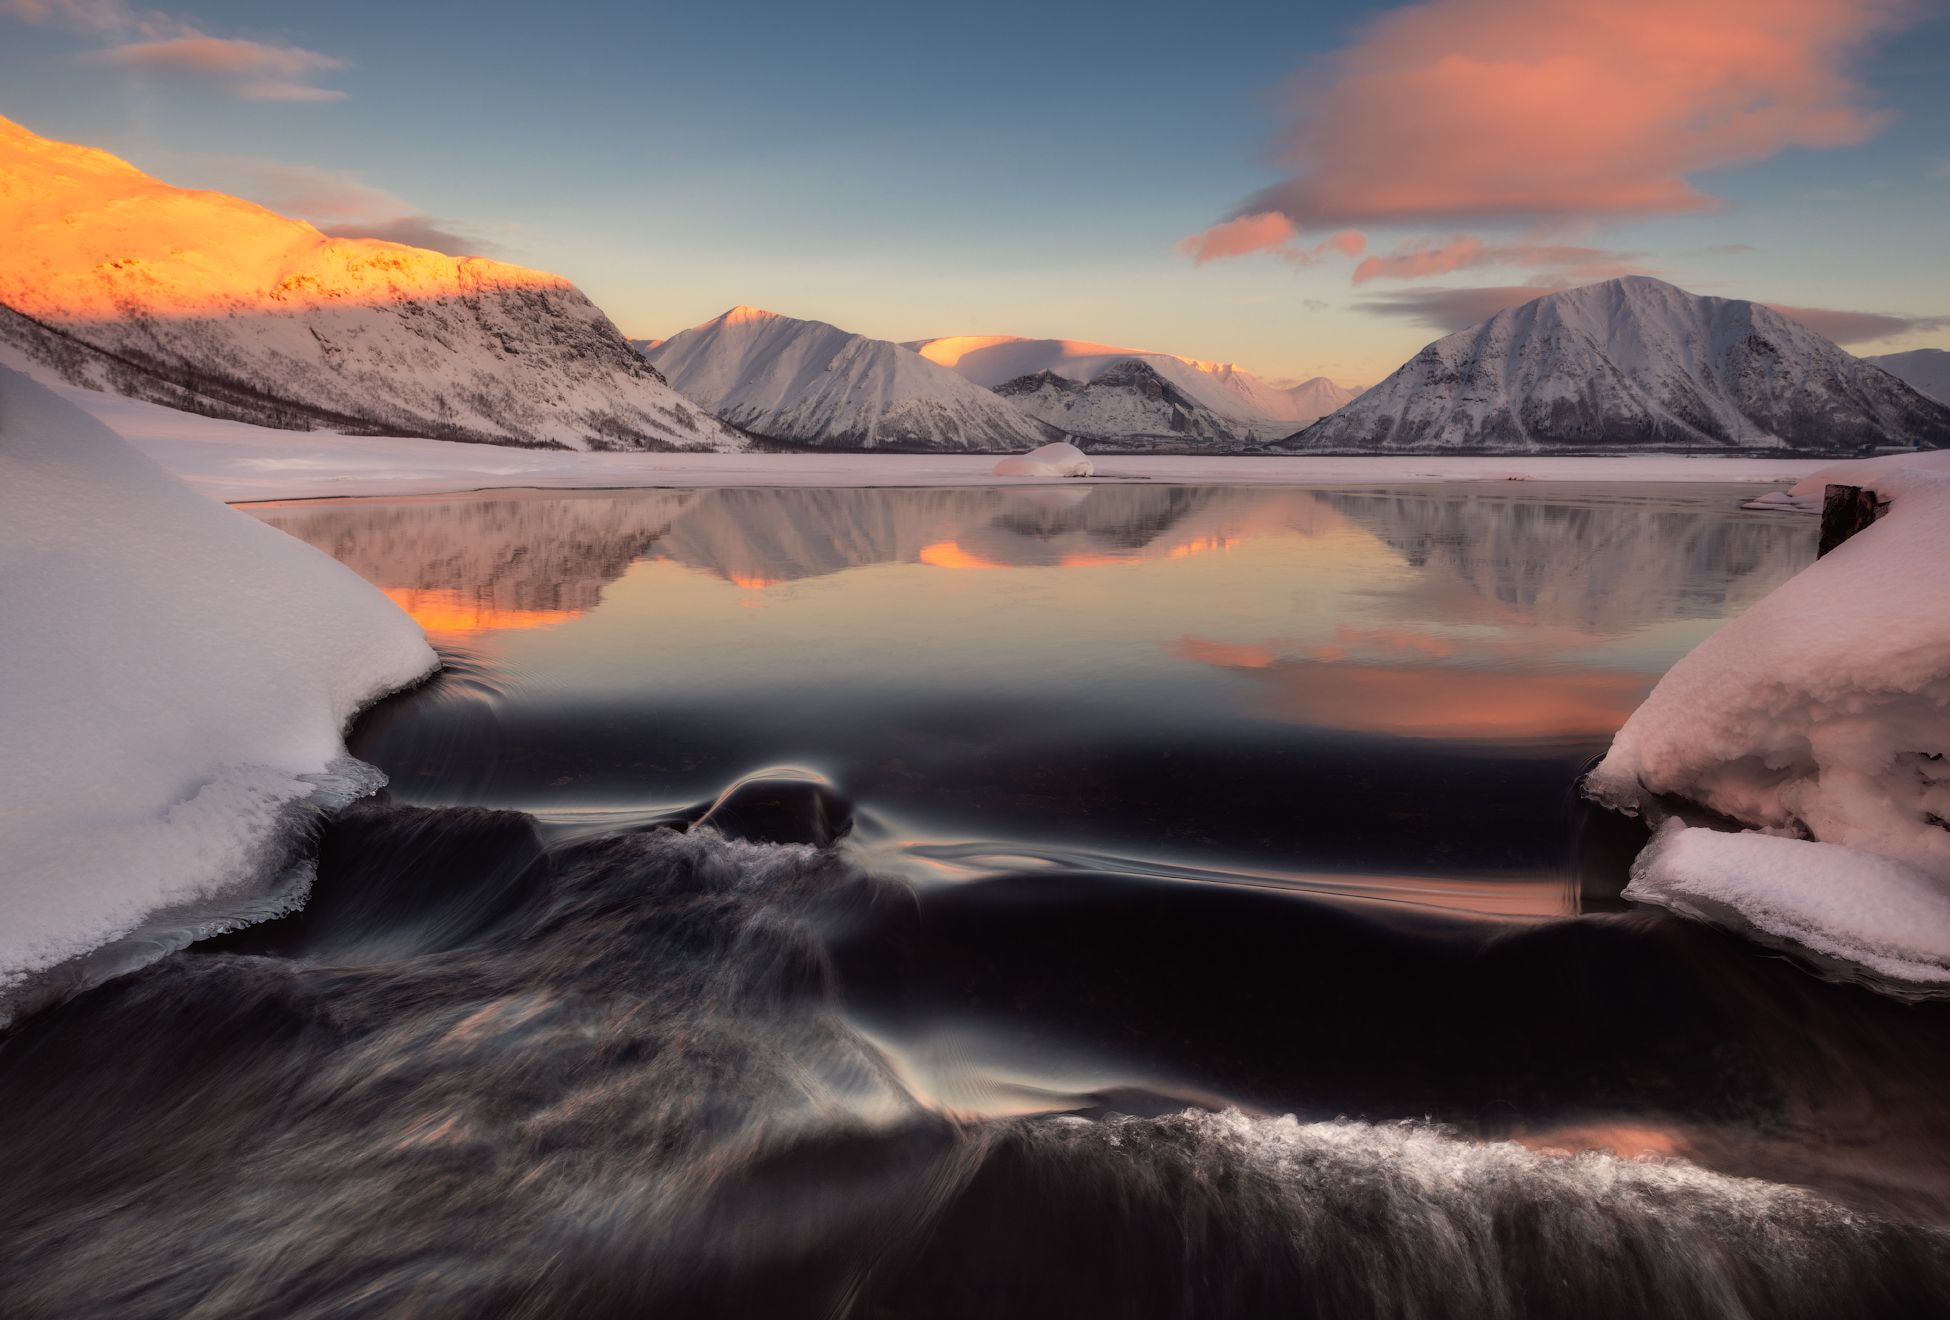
[1628,826,1950,988]
[992,441,1094,477]
[0,366,437,1016]
[1587,448,1950,991]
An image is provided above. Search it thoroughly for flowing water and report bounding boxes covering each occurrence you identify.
[6,482,1950,1317]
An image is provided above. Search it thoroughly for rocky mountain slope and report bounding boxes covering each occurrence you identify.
[0,114,742,452]
[642,308,1061,451]
[1288,277,1950,455]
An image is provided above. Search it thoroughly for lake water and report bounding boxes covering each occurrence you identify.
[8,482,1950,1317]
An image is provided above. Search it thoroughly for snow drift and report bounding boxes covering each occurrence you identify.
[0,366,438,1018]
[1586,449,1950,990]
[0,114,742,453]
[992,441,1094,477]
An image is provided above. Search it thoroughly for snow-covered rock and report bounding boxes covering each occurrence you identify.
[1289,277,1950,454]
[642,308,1061,451]
[0,114,742,453]
[993,441,1094,477]
[1586,448,1950,991]
[1865,348,1950,405]
[0,366,438,1018]
[912,334,1357,445]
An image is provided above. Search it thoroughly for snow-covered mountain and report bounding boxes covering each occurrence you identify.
[1866,349,1950,405]
[911,334,1359,444]
[641,308,1061,451]
[1290,277,1950,454]
[990,361,1272,448]
[0,115,742,452]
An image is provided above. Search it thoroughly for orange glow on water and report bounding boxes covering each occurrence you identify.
[1175,638,1279,670]
[1167,535,1240,559]
[919,541,1008,570]
[726,573,785,590]
[1255,663,1649,739]
[382,588,583,637]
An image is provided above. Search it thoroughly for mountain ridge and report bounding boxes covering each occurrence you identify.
[1865,349,1950,406]
[912,334,1358,444]
[1287,277,1950,455]
[642,308,1062,451]
[0,114,744,452]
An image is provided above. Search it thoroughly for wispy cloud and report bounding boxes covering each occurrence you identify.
[85,35,345,101]
[1352,285,1567,332]
[1765,304,1950,346]
[3,1,346,101]
[1351,284,1950,347]
[183,156,502,257]
[1350,236,1646,286]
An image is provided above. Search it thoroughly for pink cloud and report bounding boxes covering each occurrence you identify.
[1313,230,1368,259]
[1177,212,1297,265]
[1226,0,1907,229]
[1176,213,1366,268]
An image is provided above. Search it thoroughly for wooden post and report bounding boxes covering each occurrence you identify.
[1818,484,1880,557]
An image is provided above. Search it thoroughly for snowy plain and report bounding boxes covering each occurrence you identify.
[42,376,1828,504]
[0,367,436,1016]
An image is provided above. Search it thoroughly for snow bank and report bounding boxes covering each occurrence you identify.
[1587,449,1950,991]
[992,441,1094,478]
[0,367,437,1016]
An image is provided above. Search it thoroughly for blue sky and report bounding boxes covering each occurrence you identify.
[3,0,1946,383]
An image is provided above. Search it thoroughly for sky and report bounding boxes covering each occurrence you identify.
[2,0,1947,385]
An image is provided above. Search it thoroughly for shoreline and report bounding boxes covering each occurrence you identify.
[44,376,1836,505]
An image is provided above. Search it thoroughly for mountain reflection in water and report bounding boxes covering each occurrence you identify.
[253,482,1808,907]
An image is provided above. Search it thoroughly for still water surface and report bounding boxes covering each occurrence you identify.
[269,483,1803,899]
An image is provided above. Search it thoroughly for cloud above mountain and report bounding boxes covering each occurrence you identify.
[84,34,345,101]
[1181,0,1912,286]
[1235,0,1900,229]
[178,156,500,256]
[1354,282,1950,346]
[2,1,346,101]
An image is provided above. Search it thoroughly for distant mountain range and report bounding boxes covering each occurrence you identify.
[911,335,1358,445]
[0,115,742,452]
[1287,277,1950,454]
[1866,349,1950,405]
[6,116,1944,459]
[641,308,1060,451]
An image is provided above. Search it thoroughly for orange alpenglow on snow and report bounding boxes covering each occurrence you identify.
[0,114,742,453]
[0,114,562,321]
